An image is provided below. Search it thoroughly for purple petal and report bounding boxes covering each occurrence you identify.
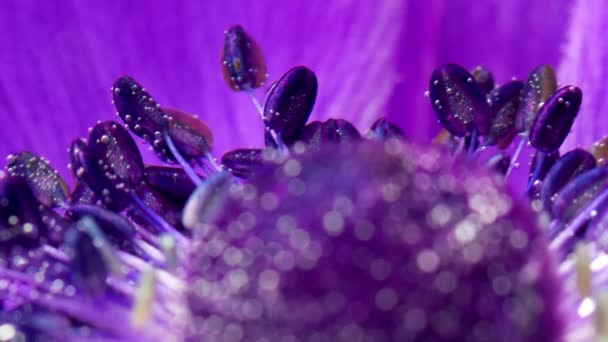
[559,0,608,150]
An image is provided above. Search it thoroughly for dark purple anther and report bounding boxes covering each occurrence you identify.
[0,176,46,249]
[87,121,144,211]
[485,152,511,175]
[540,149,596,210]
[160,107,214,162]
[113,76,166,140]
[299,119,362,150]
[6,151,70,208]
[552,167,608,224]
[471,65,494,95]
[366,117,406,141]
[530,86,582,152]
[66,219,109,297]
[485,80,523,146]
[129,185,183,232]
[221,148,264,179]
[69,204,136,244]
[222,25,268,90]
[429,64,492,137]
[530,150,560,183]
[527,150,559,198]
[113,76,214,167]
[70,182,98,206]
[144,165,197,201]
[516,65,558,135]
[263,66,318,146]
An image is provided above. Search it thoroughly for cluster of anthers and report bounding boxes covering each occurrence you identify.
[0,25,608,342]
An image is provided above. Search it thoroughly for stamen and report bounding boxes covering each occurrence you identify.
[203,152,223,173]
[162,131,203,185]
[505,137,525,180]
[596,292,608,338]
[525,151,546,194]
[77,217,123,276]
[468,128,478,156]
[575,242,592,298]
[130,192,188,246]
[550,184,608,253]
[245,86,264,120]
[242,86,289,155]
[131,267,156,328]
[159,234,177,271]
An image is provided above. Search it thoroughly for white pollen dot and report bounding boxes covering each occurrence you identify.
[292,141,307,154]
[430,204,452,225]
[323,211,344,236]
[404,308,427,332]
[454,220,477,243]
[288,178,306,196]
[509,230,528,249]
[417,249,440,273]
[577,297,596,318]
[283,159,302,177]
[260,192,278,211]
[381,183,401,202]
[276,215,296,234]
[375,287,398,311]
[289,229,310,250]
[492,275,512,296]
[274,250,296,271]
[258,269,280,291]
[0,324,17,341]
[223,323,244,341]
[434,271,457,294]
[370,258,392,281]
[7,216,18,226]
[354,221,375,241]
[227,269,248,290]
[22,223,33,234]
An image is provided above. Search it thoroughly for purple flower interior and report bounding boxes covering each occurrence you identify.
[3,1,608,341]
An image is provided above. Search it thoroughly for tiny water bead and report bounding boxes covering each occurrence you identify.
[2,23,608,341]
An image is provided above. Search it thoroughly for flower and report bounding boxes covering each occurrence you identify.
[2,0,608,341]
[0,0,575,176]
